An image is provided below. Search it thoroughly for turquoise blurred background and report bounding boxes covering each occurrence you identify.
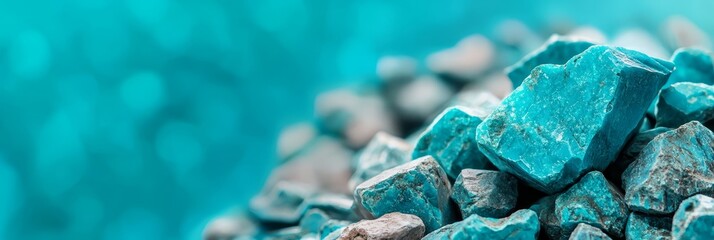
[0,0,712,239]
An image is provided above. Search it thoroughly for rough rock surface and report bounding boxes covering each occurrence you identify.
[623,121,714,214]
[529,195,562,240]
[412,106,491,179]
[349,132,412,190]
[337,212,425,240]
[505,35,595,87]
[664,48,714,89]
[354,156,453,232]
[672,194,714,240]
[477,45,674,193]
[606,127,671,186]
[656,82,714,129]
[625,212,671,240]
[451,169,518,218]
[422,209,539,240]
[555,171,628,238]
[568,223,612,240]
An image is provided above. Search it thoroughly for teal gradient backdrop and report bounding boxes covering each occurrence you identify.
[0,0,712,239]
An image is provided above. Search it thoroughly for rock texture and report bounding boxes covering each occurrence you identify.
[505,35,595,87]
[625,212,671,240]
[606,127,671,186]
[337,212,425,240]
[349,132,412,190]
[529,195,562,240]
[656,82,714,129]
[672,194,714,240]
[423,209,540,240]
[477,45,674,193]
[450,169,518,218]
[568,223,612,240]
[623,121,714,214]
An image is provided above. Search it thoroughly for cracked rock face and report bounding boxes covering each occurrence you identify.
[623,121,714,214]
[423,209,540,240]
[656,82,714,129]
[354,156,454,232]
[505,35,595,87]
[450,169,518,218]
[337,212,425,240]
[672,194,714,240]
[412,106,492,179]
[555,171,629,239]
[606,126,671,187]
[625,212,671,240]
[477,45,674,194]
[568,223,612,240]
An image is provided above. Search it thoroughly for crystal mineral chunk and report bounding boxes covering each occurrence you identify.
[672,194,714,240]
[656,82,714,129]
[413,106,491,179]
[623,121,714,214]
[423,209,539,240]
[664,48,714,88]
[625,212,671,240]
[450,169,518,218]
[504,35,595,87]
[606,127,671,186]
[555,171,628,238]
[338,212,425,240]
[348,132,412,190]
[477,45,674,193]
[354,156,453,232]
[568,223,612,240]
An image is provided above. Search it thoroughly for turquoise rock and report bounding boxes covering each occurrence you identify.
[477,45,674,194]
[656,82,714,129]
[423,209,539,240]
[349,132,412,190]
[555,171,628,238]
[625,212,671,240]
[412,106,491,179]
[354,156,453,232]
[529,195,563,240]
[505,35,595,87]
[672,194,714,240]
[318,220,349,239]
[568,223,612,240]
[300,209,330,234]
[338,212,425,239]
[451,169,518,218]
[623,121,714,214]
[648,48,714,116]
[606,127,671,186]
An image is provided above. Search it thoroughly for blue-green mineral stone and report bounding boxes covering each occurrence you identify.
[353,156,453,232]
[318,219,349,239]
[647,48,714,116]
[625,212,671,240]
[300,209,330,234]
[423,209,540,240]
[623,121,714,214]
[477,45,674,194]
[530,195,563,240]
[555,171,628,238]
[413,106,491,179]
[655,82,714,129]
[672,194,714,240]
[450,169,518,218]
[606,127,671,186]
[504,35,595,87]
[568,223,612,240]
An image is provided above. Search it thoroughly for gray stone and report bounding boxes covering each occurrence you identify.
[450,169,518,218]
[337,212,425,240]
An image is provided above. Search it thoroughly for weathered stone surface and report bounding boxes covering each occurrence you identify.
[451,169,518,218]
[413,106,491,178]
[656,82,714,128]
[505,35,595,87]
[301,209,331,234]
[354,156,453,232]
[477,45,674,193]
[529,195,562,240]
[348,132,412,191]
[337,212,425,240]
[625,212,671,240]
[556,171,628,238]
[623,121,714,214]
[319,220,350,240]
[606,127,671,186]
[672,194,714,240]
[568,223,612,240]
[423,209,539,240]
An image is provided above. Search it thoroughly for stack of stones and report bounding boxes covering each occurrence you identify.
[205,34,714,240]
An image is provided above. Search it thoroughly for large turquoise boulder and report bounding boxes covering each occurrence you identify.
[655,82,714,129]
[450,169,518,218]
[412,106,491,179]
[555,171,629,239]
[423,209,540,240]
[605,127,671,186]
[477,45,674,193]
[672,194,714,240]
[505,35,595,88]
[625,212,671,240]
[648,48,714,116]
[568,223,612,240]
[354,156,454,232]
[529,195,563,240]
[623,121,714,214]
